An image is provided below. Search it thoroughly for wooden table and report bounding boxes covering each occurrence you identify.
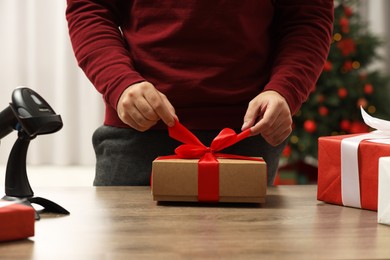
[1,185,389,259]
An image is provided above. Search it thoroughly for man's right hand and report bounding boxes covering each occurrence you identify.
[117,81,176,132]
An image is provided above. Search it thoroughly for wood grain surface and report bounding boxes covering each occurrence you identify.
[0,185,389,259]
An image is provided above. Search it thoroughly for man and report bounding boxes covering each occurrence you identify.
[66,0,334,185]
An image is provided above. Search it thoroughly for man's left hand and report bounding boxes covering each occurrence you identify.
[242,90,292,146]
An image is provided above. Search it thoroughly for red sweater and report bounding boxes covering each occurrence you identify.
[66,0,333,130]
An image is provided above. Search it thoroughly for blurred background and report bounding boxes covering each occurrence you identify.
[276,0,390,184]
[0,0,103,167]
[0,1,389,185]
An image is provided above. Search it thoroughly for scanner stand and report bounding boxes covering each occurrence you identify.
[2,131,69,220]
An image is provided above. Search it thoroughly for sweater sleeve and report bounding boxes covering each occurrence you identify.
[66,0,145,110]
[264,0,334,115]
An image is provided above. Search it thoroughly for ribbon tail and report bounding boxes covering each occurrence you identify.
[168,119,205,147]
[236,128,251,142]
[361,106,390,131]
[211,128,252,151]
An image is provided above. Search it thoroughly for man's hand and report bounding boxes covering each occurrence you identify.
[117,81,176,131]
[242,90,292,146]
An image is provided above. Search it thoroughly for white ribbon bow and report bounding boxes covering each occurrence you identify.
[341,107,390,208]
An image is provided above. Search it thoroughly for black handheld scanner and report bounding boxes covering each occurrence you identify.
[0,87,63,139]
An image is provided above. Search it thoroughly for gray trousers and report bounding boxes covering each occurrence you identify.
[92,125,287,186]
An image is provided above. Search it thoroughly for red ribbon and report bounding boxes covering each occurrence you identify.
[159,120,262,202]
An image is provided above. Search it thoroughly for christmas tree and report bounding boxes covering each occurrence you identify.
[279,0,390,182]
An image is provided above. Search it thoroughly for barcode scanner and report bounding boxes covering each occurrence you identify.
[0,87,63,139]
[1,87,69,220]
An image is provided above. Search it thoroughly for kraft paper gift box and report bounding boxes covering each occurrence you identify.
[151,119,267,203]
[0,200,35,242]
[317,108,390,211]
[378,157,390,225]
[152,158,267,203]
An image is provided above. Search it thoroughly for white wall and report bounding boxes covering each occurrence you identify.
[0,1,104,166]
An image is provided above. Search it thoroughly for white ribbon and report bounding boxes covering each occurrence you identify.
[341,107,390,208]
[361,107,390,131]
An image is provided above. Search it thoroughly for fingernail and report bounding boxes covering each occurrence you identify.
[167,118,176,127]
[241,121,248,130]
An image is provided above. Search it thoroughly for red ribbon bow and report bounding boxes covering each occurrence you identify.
[169,119,251,159]
[158,120,260,202]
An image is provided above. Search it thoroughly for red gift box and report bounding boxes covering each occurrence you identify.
[317,134,390,211]
[0,200,35,242]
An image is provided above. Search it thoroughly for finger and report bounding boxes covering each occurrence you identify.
[262,126,291,146]
[119,107,149,132]
[259,114,289,137]
[161,93,177,120]
[250,108,280,136]
[242,102,261,131]
[134,98,160,121]
[144,90,175,127]
[124,106,158,131]
[128,116,157,132]
[155,93,175,127]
